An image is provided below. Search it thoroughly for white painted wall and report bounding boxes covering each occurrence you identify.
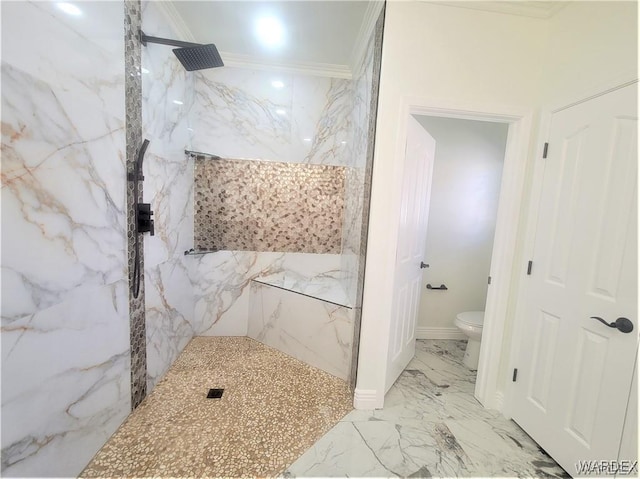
[541,1,638,107]
[356,1,548,407]
[499,0,638,408]
[414,116,508,335]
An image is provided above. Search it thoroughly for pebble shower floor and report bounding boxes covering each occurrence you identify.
[81,337,353,477]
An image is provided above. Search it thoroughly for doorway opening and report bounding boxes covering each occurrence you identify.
[413,116,508,371]
[378,99,534,410]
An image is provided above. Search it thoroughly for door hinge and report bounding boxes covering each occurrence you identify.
[542,142,549,159]
[488,276,492,285]
[527,260,533,275]
[512,368,518,382]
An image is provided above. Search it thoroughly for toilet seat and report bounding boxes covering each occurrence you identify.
[456,311,484,327]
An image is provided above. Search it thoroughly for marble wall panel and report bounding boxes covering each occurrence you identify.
[248,280,354,380]
[145,256,195,390]
[0,2,124,109]
[1,13,126,319]
[193,156,345,253]
[1,77,126,317]
[292,76,352,166]
[1,1,130,476]
[191,69,352,166]
[1,280,130,477]
[190,252,343,336]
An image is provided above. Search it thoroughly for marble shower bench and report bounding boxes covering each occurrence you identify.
[248,273,354,381]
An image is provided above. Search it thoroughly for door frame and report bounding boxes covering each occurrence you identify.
[503,78,639,419]
[393,96,534,410]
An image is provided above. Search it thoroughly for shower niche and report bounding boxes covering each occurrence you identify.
[190,151,346,254]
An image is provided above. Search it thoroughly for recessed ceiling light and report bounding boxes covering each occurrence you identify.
[57,2,82,16]
[255,16,285,48]
[276,109,286,115]
[173,100,184,105]
[341,141,347,145]
[271,80,284,89]
[303,138,312,142]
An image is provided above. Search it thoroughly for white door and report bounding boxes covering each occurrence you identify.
[385,116,436,391]
[511,83,638,476]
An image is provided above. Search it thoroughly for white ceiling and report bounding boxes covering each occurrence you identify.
[167,1,567,76]
[170,1,373,72]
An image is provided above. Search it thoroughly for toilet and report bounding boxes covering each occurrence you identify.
[454,311,484,369]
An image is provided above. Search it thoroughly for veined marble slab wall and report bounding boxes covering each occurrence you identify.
[191,69,352,166]
[141,1,197,391]
[248,279,354,380]
[191,252,343,336]
[1,1,130,476]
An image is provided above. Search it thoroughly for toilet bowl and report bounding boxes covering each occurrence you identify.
[454,311,484,370]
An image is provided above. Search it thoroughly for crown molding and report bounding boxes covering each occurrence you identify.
[153,1,197,41]
[218,52,352,79]
[349,1,385,72]
[427,1,568,19]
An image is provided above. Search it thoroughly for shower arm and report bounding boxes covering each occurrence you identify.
[139,31,224,71]
[140,31,202,49]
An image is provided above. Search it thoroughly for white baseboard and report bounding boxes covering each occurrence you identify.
[417,327,466,340]
[353,388,382,410]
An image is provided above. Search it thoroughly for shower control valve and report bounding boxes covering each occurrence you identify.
[137,203,155,236]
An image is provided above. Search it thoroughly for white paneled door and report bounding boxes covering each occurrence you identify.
[511,83,638,476]
[385,116,436,392]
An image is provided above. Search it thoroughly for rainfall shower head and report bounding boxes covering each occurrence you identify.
[140,31,224,71]
[173,45,224,71]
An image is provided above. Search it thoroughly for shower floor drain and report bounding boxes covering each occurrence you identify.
[207,388,224,399]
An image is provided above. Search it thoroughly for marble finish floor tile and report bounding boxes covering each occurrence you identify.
[286,340,569,478]
[81,337,353,478]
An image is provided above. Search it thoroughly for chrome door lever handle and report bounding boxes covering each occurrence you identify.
[420,262,429,269]
[590,316,634,333]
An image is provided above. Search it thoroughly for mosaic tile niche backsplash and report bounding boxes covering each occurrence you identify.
[193,153,346,253]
